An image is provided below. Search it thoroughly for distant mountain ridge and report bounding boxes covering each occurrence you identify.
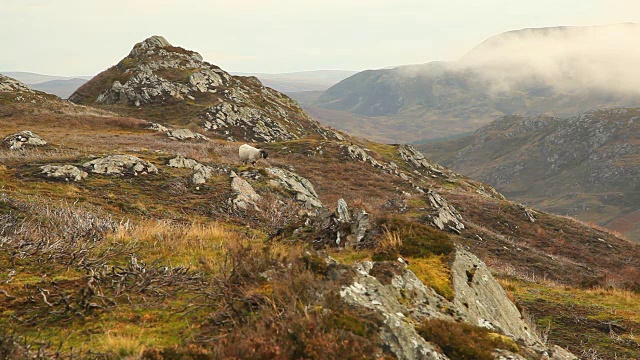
[313,23,640,143]
[418,108,640,240]
[233,70,357,93]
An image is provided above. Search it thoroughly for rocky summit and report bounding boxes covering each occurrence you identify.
[419,109,640,241]
[69,35,338,143]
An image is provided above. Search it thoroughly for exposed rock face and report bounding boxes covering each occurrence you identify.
[426,190,464,233]
[0,74,34,93]
[336,250,577,360]
[69,35,335,143]
[452,249,539,345]
[346,144,383,168]
[338,261,451,360]
[167,129,209,141]
[266,167,322,209]
[167,156,213,185]
[83,155,158,176]
[40,165,88,182]
[3,131,47,150]
[229,171,261,210]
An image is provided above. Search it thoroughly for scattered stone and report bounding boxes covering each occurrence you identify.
[517,204,537,223]
[167,128,209,141]
[40,165,88,182]
[147,122,170,132]
[266,167,323,209]
[3,130,47,150]
[229,171,261,210]
[167,155,213,184]
[83,155,158,176]
[426,189,465,233]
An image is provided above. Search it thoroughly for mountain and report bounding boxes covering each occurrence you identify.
[1,62,638,357]
[69,36,338,143]
[418,108,640,241]
[28,78,88,99]
[313,23,640,143]
[233,70,357,93]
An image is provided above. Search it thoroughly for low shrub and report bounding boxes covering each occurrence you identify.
[373,217,454,261]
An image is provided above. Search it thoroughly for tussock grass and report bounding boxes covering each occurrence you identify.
[408,255,454,300]
[112,219,249,270]
[96,330,146,359]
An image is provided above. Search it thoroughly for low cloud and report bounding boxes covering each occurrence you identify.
[456,23,640,94]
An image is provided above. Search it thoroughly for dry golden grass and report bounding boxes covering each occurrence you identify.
[378,227,402,252]
[95,330,146,359]
[112,219,251,271]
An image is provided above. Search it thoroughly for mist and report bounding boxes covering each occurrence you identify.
[455,23,640,94]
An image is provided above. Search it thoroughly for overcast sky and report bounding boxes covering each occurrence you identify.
[0,0,638,76]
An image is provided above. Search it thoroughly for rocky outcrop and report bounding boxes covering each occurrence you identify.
[338,260,451,360]
[40,165,88,182]
[167,129,209,141]
[229,171,261,210]
[0,74,33,93]
[83,155,158,176]
[69,35,335,143]
[167,156,213,184]
[451,249,539,345]
[266,167,322,209]
[321,198,372,247]
[202,103,297,143]
[336,249,577,360]
[426,190,464,233]
[3,131,47,150]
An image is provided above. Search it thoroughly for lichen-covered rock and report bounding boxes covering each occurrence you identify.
[518,203,537,223]
[83,155,158,176]
[167,128,209,141]
[229,171,261,210]
[202,103,297,143]
[336,249,577,359]
[426,189,464,233]
[451,248,539,346]
[336,198,351,223]
[266,167,322,208]
[339,261,451,360]
[3,130,47,150]
[331,199,370,246]
[0,74,34,93]
[40,165,88,182]
[167,155,213,184]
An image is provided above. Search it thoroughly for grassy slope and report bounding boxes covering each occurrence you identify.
[1,96,640,358]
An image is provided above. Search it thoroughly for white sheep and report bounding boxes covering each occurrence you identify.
[239,144,269,166]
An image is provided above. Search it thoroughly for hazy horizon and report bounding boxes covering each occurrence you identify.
[1,0,639,76]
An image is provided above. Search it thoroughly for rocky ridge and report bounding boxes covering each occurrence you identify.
[69,36,340,143]
[419,109,640,240]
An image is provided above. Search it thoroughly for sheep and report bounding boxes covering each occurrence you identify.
[239,144,269,166]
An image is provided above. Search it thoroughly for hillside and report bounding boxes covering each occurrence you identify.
[69,36,337,143]
[314,23,640,143]
[418,109,640,241]
[233,70,357,93]
[2,71,639,358]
